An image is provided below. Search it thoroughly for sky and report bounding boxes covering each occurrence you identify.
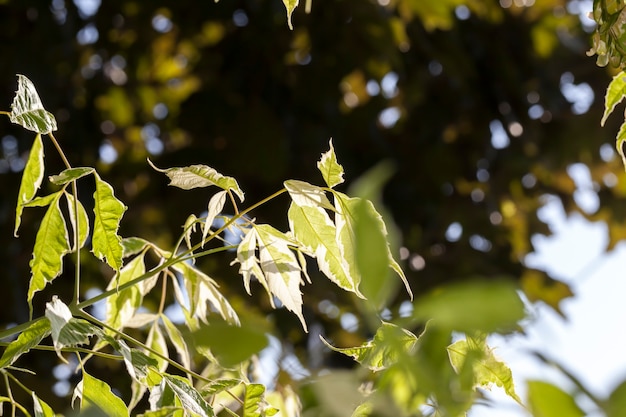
[469,191,626,416]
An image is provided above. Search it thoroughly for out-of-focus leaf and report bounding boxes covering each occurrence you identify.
[49,167,95,185]
[149,160,244,201]
[28,193,70,310]
[527,381,584,417]
[0,319,50,368]
[93,172,127,271]
[606,378,626,417]
[78,370,130,417]
[200,379,242,396]
[9,75,57,134]
[191,319,268,368]
[243,383,265,417]
[282,0,299,30]
[447,337,522,405]
[521,269,574,317]
[616,120,626,170]
[412,280,525,333]
[320,322,418,371]
[317,139,344,188]
[15,133,44,236]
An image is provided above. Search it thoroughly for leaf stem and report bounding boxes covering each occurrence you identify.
[48,132,82,305]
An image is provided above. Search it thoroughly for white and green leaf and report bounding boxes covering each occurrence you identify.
[160,314,191,369]
[104,253,146,334]
[45,297,101,360]
[49,167,94,185]
[149,160,244,201]
[32,392,56,417]
[15,133,44,236]
[93,172,127,271]
[147,321,169,373]
[255,224,307,331]
[10,74,57,134]
[317,139,344,188]
[234,227,270,299]
[28,192,70,308]
[202,190,228,244]
[163,374,215,417]
[282,0,299,30]
[284,179,334,210]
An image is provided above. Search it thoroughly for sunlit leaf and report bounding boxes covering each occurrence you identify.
[527,381,584,417]
[28,192,70,309]
[65,192,90,250]
[149,160,244,201]
[317,139,344,188]
[521,269,574,317]
[15,133,44,236]
[45,297,101,359]
[49,167,94,185]
[163,374,215,417]
[93,172,127,271]
[602,71,626,126]
[116,340,160,386]
[122,237,151,258]
[287,202,357,293]
[234,227,270,298]
[183,214,198,252]
[202,190,227,244]
[282,0,299,30]
[320,322,418,371]
[172,261,240,325]
[284,179,334,210]
[191,319,268,368]
[0,318,50,368]
[32,392,56,417]
[23,192,60,208]
[255,224,307,331]
[243,384,265,417]
[200,379,242,396]
[147,321,169,372]
[616,120,626,171]
[78,369,130,417]
[447,337,522,405]
[10,74,57,134]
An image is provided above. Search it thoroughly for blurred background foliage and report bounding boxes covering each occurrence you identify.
[0,0,620,412]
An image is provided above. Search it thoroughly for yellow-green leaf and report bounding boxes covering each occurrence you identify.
[602,71,626,126]
[65,192,90,250]
[282,0,299,30]
[317,139,344,188]
[0,318,50,369]
[9,75,57,134]
[243,384,265,417]
[49,167,94,185]
[79,370,130,417]
[527,381,584,417]
[33,392,56,417]
[93,173,127,271]
[28,192,70,309]
[15,133,44,236]
[104,253,146,334]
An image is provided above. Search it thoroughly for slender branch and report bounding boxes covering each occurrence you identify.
[227,189,239,216]
[0,111,10,116]
[48,132,82,305]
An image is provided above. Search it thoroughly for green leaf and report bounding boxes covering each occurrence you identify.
[320,322,418,371]
[447,338,522,405]
[287,202,358,293]
[282,0,299,29]
[49,167,94,185]
[149,160,244,201]
[15,133,44,236]
[243,384,265,417]
[0,318,50,368]
[122,236,151,257]
[23,192,59,208]
[412,280,525,333]
[32,392,56,417]
[104,253,146,333]
[172,261,240,325]
[163,374,215,417]
[606,378,626,417]
[45,297,101,358]
[9,74,57,134]
[527,381,584,417]
[65,192,90,250]
[200,379,242,396]
[191,319,268,368]
[602,71,626,126]
[28,192,70,309]
[116,340,160,386]
[147,321,169,372]
[255,224,307,331]
[93,172,127,271]
[79,370,130,417]
[317,139,345,188]
[284,180,334,210]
